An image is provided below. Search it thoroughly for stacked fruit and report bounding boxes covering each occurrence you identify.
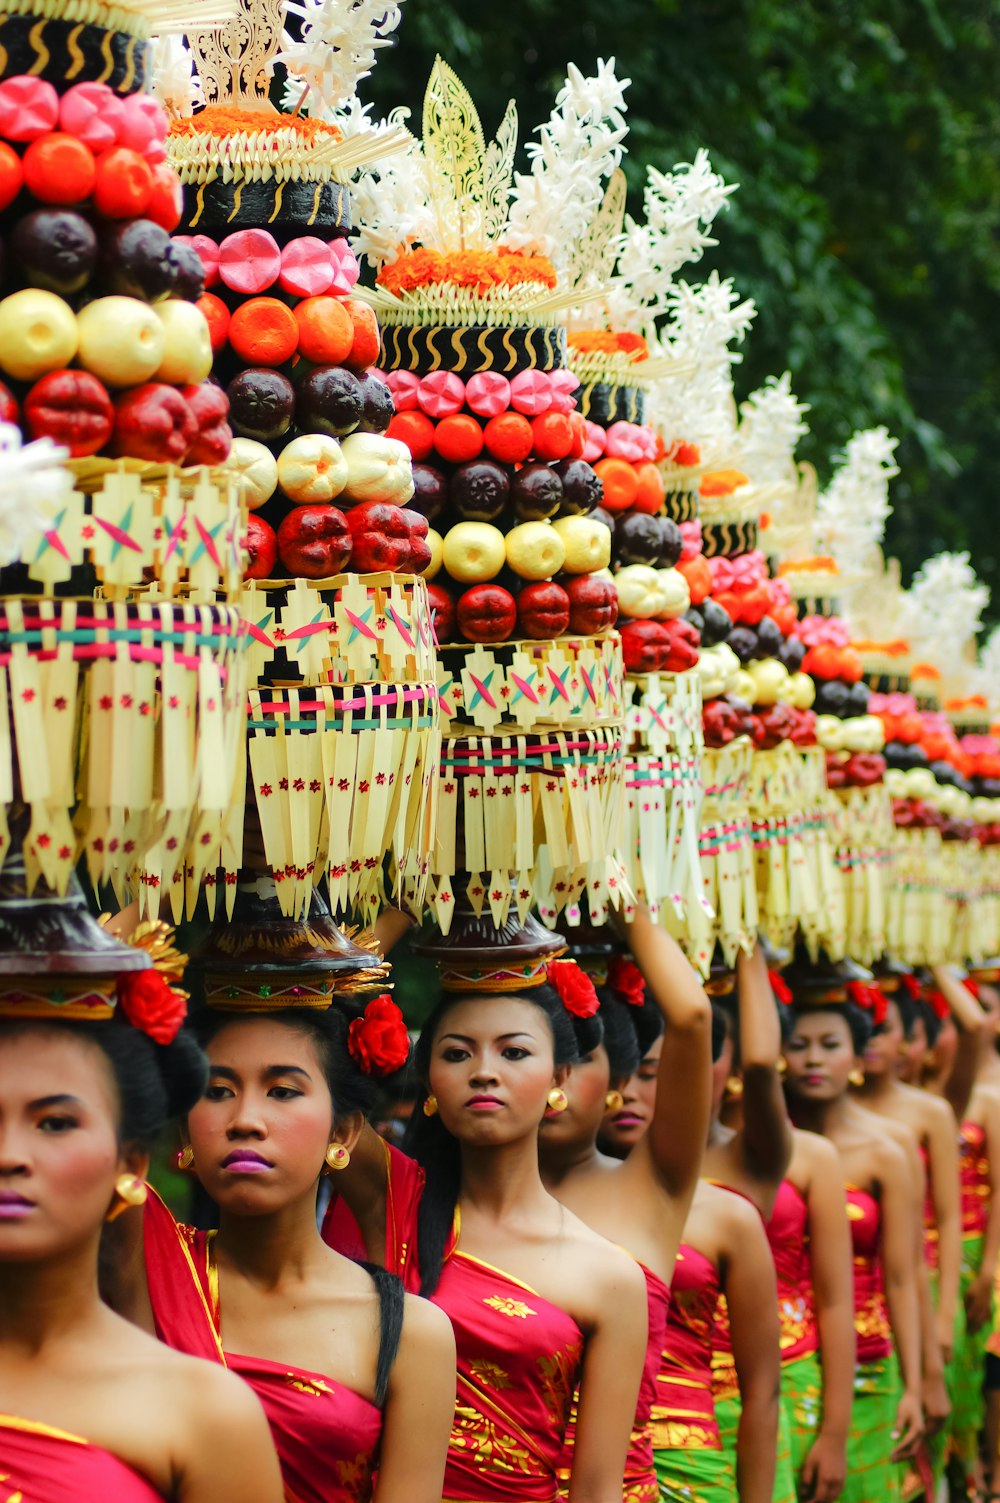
[0,76,227,467]
[172,221,426,583]
[385,365,616,645]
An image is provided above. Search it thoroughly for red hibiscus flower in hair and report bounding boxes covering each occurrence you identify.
[767,970,792,1008]
[928,988,950,1020]
[546,959,599,1019]
[117,969,187,1045]
[347,995,410,1077]
[900,972,922,1001]
[963,977,981,1002]
[607,956,646,1007]
[847,980,887,1027]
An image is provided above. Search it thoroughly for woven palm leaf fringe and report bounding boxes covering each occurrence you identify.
[0,597,247,905]
[621,668,709,927]
[429,727,629,936]
[668,740,758,976]
[243,682,441,925]
[825,783,894,964]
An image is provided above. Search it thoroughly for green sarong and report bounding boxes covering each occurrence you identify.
[781,1350,824,1482]
[653,1444,735,1503]
[715,1388,795,1503]
[843,1358,900,1503]
[950,1230,990,1472]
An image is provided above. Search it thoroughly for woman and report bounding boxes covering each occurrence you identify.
[782,964,924,1503]
[598,982,780,1503]
[108,997,456,1503]
[323,961,650,1503]
[0,996,283,1502]
[537,908,713,1503]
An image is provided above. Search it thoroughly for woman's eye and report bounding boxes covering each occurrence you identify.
[38,1115,78,1133]
[268,1086,301,1101]
[638,1068,658,1081]
[502,1047,530,1061]
[205,1083,234,1101]
[441,1047,469,1063]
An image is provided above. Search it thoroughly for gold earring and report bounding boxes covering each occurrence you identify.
[422,1094,438,1117]
[325,1143,351,1171]
[547,1087,568,1114]
[776,1057,787,1077]
[725,1075,744,1099]
[176,1144,195,1172]
[106,1174,148,1222]
[604,1090,624,1114]
[849,1068,864,1087]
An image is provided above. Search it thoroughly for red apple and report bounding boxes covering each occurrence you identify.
[426,582,456,643]
[179,381,231,466]
[112,382,196,463]
[277,504,351,579]
[24,369,113,456]
[564,574,618,635]
[457,584,517,643]
[517,580,570,640]
[346,501,428,574]
[244,514,278,579]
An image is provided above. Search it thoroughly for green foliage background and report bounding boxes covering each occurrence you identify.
[363,0,1000,614]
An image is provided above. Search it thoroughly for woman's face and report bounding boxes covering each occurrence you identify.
[428,995,562,1146]
[862,999,903,1078]
[538,1041,610,1155]
[928,1014,958,1081]
[782,1010,857,1104]
[598,1039,660,1158]
[188,1018,341,1214]
[0,1026,127,1262]
[897,1015,927,1082]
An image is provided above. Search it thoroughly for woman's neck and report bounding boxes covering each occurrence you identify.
[854,1070,896,1104]
[537,1129,603,1188]
[0,1242,105,1354]
[216,1187,328,1287]
[788,1091,850,1138]
[459,1134,553,1221]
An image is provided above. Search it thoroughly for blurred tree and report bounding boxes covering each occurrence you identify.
[361,0,1000,610]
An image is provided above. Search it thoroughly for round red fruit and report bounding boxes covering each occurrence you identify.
[426,582,457,643]
[564,574,618,635]
[457,584,517,644]
[24,369,113,457]
[245,514,278,580]
[276,504,352,579]
[0,379,17,424]
[144,162,184,231]
[343,299,380,369]
[517,580,570,639]
[22,132,96,205]
[112,382,196,464]
[0,142,23,212]
[93,147,153,219]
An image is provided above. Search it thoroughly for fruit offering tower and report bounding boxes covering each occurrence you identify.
[351,58,633,933]
[159,0,440,981]
[0,0,248,927]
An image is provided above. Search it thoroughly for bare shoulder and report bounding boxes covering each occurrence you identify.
[869,1132,909,1184]
[560,1202,648,1298]
[910,1087,957,1133]
[792,1126,840,1180]
[102,1314,265,1433]
[399,1290,455,1361]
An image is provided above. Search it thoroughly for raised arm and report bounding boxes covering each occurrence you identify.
[798,1134,854,1503]
[931,965,988,1122]
[735,945,793,1187]
[568,1251,649,1503]
[722,1195,781,1503]
[878,1140,924,1460]
[620,903,712,1198]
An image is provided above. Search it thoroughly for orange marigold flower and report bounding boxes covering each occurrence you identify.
[700,469,749,498]
[377,248,557,296]
[568,329,649,360]
[168,106,342,142]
